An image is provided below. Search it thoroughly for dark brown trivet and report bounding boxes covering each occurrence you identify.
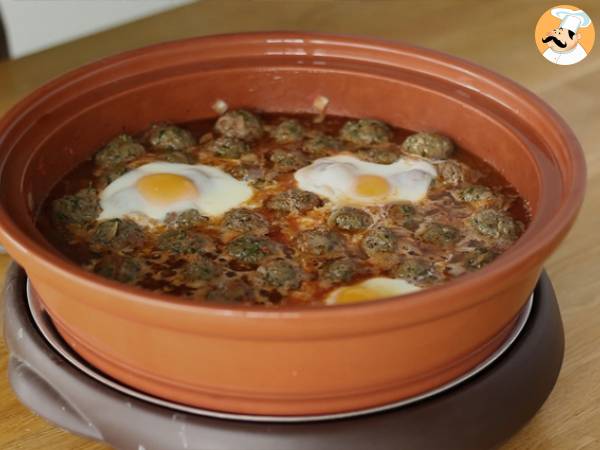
[3,264,564,450]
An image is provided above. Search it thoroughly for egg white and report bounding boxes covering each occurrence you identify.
[294,154,436,205]
[325,277,421,305]
[98,162,253,223]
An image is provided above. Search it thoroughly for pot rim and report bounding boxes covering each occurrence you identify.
[0,31,586,322]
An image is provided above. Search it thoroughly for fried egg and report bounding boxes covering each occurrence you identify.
[99,162,253,223]
[294,154,436,205]
[325,277,421,305]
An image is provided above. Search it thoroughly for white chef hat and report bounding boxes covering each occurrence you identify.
[551,8,592,33]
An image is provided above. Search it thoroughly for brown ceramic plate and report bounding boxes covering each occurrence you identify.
[0,32,585,415]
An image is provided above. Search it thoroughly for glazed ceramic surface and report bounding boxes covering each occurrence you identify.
[0,33,585,415]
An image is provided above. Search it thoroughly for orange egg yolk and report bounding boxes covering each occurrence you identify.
[354,174,390,197]
[136,173,198,205]
[334,286,388,305]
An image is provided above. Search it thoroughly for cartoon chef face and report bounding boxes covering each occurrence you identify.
[538,7,593,66]
[542,27,581,52]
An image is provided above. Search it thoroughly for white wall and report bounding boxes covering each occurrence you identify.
[0,0,194,58]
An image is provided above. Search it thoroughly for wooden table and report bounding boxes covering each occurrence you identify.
[1,1,599,448]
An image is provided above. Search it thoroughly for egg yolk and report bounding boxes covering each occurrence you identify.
[334,286,389,305]
[354,174,390,197]
[136,173,198,205]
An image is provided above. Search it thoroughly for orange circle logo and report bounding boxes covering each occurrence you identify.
[535,5,595,65]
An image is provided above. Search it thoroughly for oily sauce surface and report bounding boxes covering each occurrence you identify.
[38,112,529,306]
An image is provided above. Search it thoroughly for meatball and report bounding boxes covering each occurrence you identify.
[206,279,255,304]
[165,209,208,229]
[95,134,145,168]
[340,119,392,145]
[355,147,399,164]
[270,119,304,143]
[419,222,460,246]
[158,151,191,164]
[214,110,263,141]
[464,247,498,270]
[402,132,454,160]
[92,219,145,250]
[146,124,195,151]
[269,149,308,172]
[209,136,250,159]
[226,163,267,184]
[52,188,100,225]
[226,235,280,266]
[266,189,322,213]
[258,258,303,290]
[470,209,519,240]
[222,208,269,234]
[361,226,397,256]
[92,219,119,244]
[391,258,438,285]
[94,255,142,284]
[388,202,420,230]
[328,207,373,232]
[298,229,346,257]
[320,257,361,283]
[437,160,467,186]
[157,229,215,255]
[302,134,342,156]
[452,185,495,203]
[100,165,128,187]
[184,256,220,281]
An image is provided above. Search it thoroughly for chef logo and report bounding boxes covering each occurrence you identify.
[535,5,594,65]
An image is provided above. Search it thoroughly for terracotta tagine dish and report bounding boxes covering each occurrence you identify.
[0,32,585,416]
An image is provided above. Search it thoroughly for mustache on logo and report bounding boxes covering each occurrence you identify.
[542,35,567,48]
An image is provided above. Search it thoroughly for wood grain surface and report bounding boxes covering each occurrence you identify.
[1,1,599,449]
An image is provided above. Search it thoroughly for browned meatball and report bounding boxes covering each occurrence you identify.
[157,151,192,164]
[226,235,281,266]
[266,189,322,213]
[99,165,128,187]
[270,119,304,143]
[226,163,271,186]
[146,124,195,151]
[402,132,454,159]
[391,258,440,285]
[95,134,145,168]
[92,219,145,251]
[328,207,373,232]
[437,160,467,186]
[418,222,460,246]
[258,258,303,290]
[463,246,498,270]
[355,147,399,164]
[222,208,269,234]
[361,226,397,256]
[165,209,208,229]
[303,134,342,156]
[209,136,250,159]
[320,257,362,283]
[298,229,346,257]
[94,255,142,284]
[387,202,420,231]
[214,110,263,141]
[452,185,495,203]
[470,209,519,241]
[184,256,220,281]
[269,149,308,172]
[340,119,392,145]
[157,229,216,255]
[52,188,100,226]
